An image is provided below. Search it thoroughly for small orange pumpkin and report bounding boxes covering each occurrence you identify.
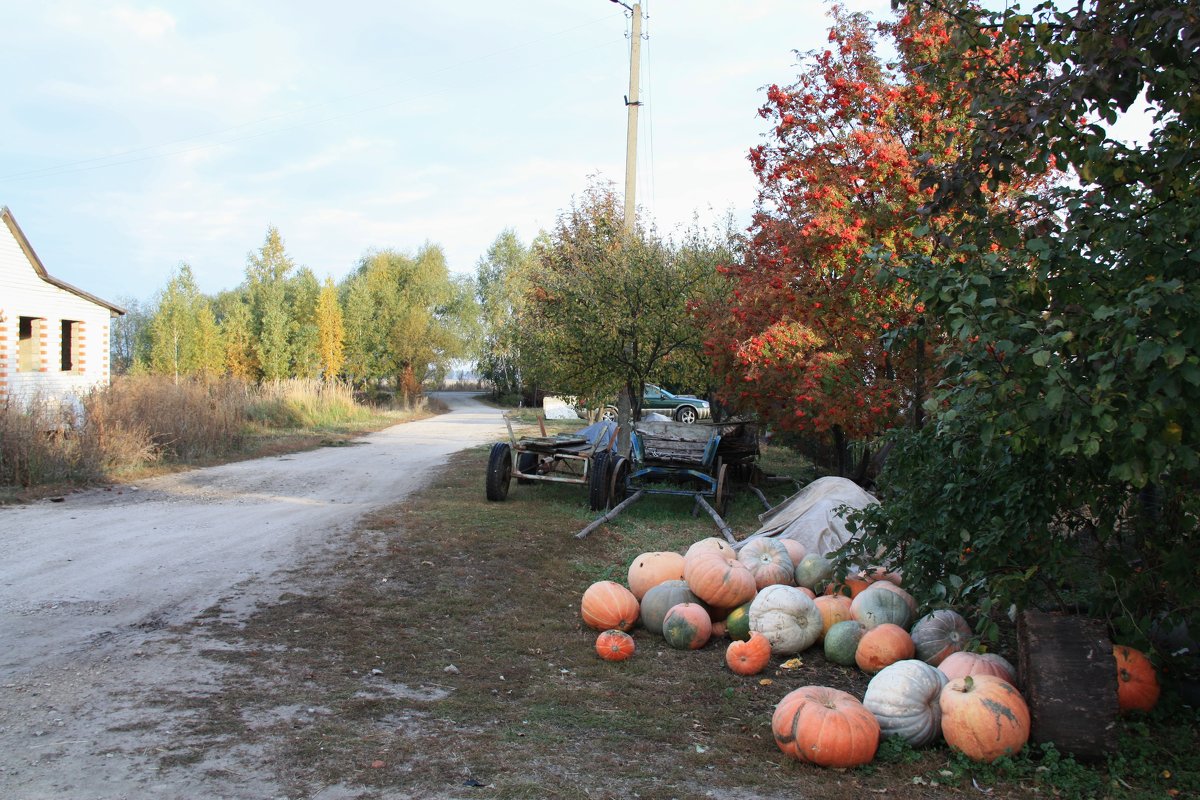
[595,629,636,661]
[855,623,915,674]
[627,551,686,600]
[1114,645,1160,713]
[772,686,881,768]
[725,631,772,675]
[940,674,1030,762]
[580,580,639,632]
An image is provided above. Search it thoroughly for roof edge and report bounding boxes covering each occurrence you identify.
[2,206,127,316]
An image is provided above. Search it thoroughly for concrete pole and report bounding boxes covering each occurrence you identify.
[622,3,642,233]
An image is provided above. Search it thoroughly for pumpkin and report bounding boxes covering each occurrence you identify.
[835,575,872,598]
[711,620,727,638]
[738,538,795,589]
[824,620,867,666]
[724,601,753,641]
[855,623,915,674]
[859,580,918,614]
[1114,645,1160,713]
[580,580,639,632]
[814,594,854,639]
[684,549,757,609]
[772,686,881,768]
[850,584,914,630]
[726,631,772,675]
[684,536,734,560]
[662,602,712,649]
[627,551,686,600]
[780,538,807,566]
[862,660,949,747]
[940,674,1030,762]
[595,629,636,661]
[749,584,823,655]
[639,580,700,635]
[910,609,973,666]
[794,553,834,592]
[938,651,1017,686]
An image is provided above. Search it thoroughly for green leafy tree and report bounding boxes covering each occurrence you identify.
[214,291,258,381]
[287,267,322,379]
[524,181,730,418]
[245,227,296,381]
[109,296,151,375]
[475,230,533,399]
[844,0,1200,648]
[146,264,224,381]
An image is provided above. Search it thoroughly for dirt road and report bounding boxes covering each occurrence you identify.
[0,393,507,799]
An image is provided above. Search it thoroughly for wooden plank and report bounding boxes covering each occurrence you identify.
[1017,610,1118,761]
[575,490,646,539]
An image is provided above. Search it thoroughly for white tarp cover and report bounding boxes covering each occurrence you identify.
[542,396,582,420]
[734,476,879,557]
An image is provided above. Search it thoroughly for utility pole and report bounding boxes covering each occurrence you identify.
[621,1,642,233]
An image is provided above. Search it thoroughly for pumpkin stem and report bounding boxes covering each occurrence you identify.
[963,675,974,692]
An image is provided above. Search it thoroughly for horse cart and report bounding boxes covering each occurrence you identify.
[484,417,617,505]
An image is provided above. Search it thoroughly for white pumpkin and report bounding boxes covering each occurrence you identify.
[748,584,823,655]
[863,659,949,747]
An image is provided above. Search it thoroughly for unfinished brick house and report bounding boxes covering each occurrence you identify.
[0,206,125,405]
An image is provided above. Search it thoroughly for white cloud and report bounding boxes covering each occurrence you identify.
[111,6,176,39]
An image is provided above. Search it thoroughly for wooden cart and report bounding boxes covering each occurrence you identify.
[485,416,617,509]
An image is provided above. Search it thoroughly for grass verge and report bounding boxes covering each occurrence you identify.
[158,444,1197,799]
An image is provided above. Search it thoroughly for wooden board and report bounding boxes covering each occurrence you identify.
[1017,610,1118,761]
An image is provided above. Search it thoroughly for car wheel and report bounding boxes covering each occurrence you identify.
[601,406,619,423]
[485,442,513,501]
[675,406,698,424]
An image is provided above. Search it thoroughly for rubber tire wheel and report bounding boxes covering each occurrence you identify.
[486,442,513,501]
[608,456,630,505]
[601,406,619,423]
[589,451,612,512]
[516,451,539,485]
[675,406,698,424]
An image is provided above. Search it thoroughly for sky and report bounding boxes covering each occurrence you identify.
[0,0,895,303]
[2,1,1156,307]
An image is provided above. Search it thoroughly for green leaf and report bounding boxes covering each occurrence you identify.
[1032,350,1051,367]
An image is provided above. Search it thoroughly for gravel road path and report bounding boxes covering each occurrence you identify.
[0,393,507,799]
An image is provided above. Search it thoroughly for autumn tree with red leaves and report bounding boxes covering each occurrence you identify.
[705,6,1032,474]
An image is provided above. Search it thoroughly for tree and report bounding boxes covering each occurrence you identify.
[705,7,1040,474]
[109,296,151,375]
[844,0,1200,646]
[244,227,296,381]
[287,267,322,380]
[525,181,730,418]
[475,230,533,399]
[214,291,258,381]
[315,276,345,380]
[146,264,224,381]
[339,245,474,402]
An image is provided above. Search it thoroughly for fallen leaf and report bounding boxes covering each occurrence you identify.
[759,678,773,686]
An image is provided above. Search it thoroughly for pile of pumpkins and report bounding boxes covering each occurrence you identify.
[581,536,1162,769]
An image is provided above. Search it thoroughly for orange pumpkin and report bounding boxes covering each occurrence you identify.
[772,686,881,768]
[580,580,639,632]
[595,629,636,661]
[725,631,772,675]
[662,602,712,650]
[684,536,734,560]
[940,674,1030,762]
[814,594,854,639]
[738,537,796,589]
[684,549,757,609]
[627,551,686,600]
[938,651,1017,686]
[780,538,807,567]
[1114,645,1160,713]
[855,623,915,674]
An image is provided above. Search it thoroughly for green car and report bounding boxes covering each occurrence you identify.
[600,384,711,424]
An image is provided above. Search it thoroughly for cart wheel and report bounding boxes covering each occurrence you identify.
[589,451,612,512]
[516,451,539,485]
[714,462,730,516]
[486,442,514,501]
[608,456,630,505]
